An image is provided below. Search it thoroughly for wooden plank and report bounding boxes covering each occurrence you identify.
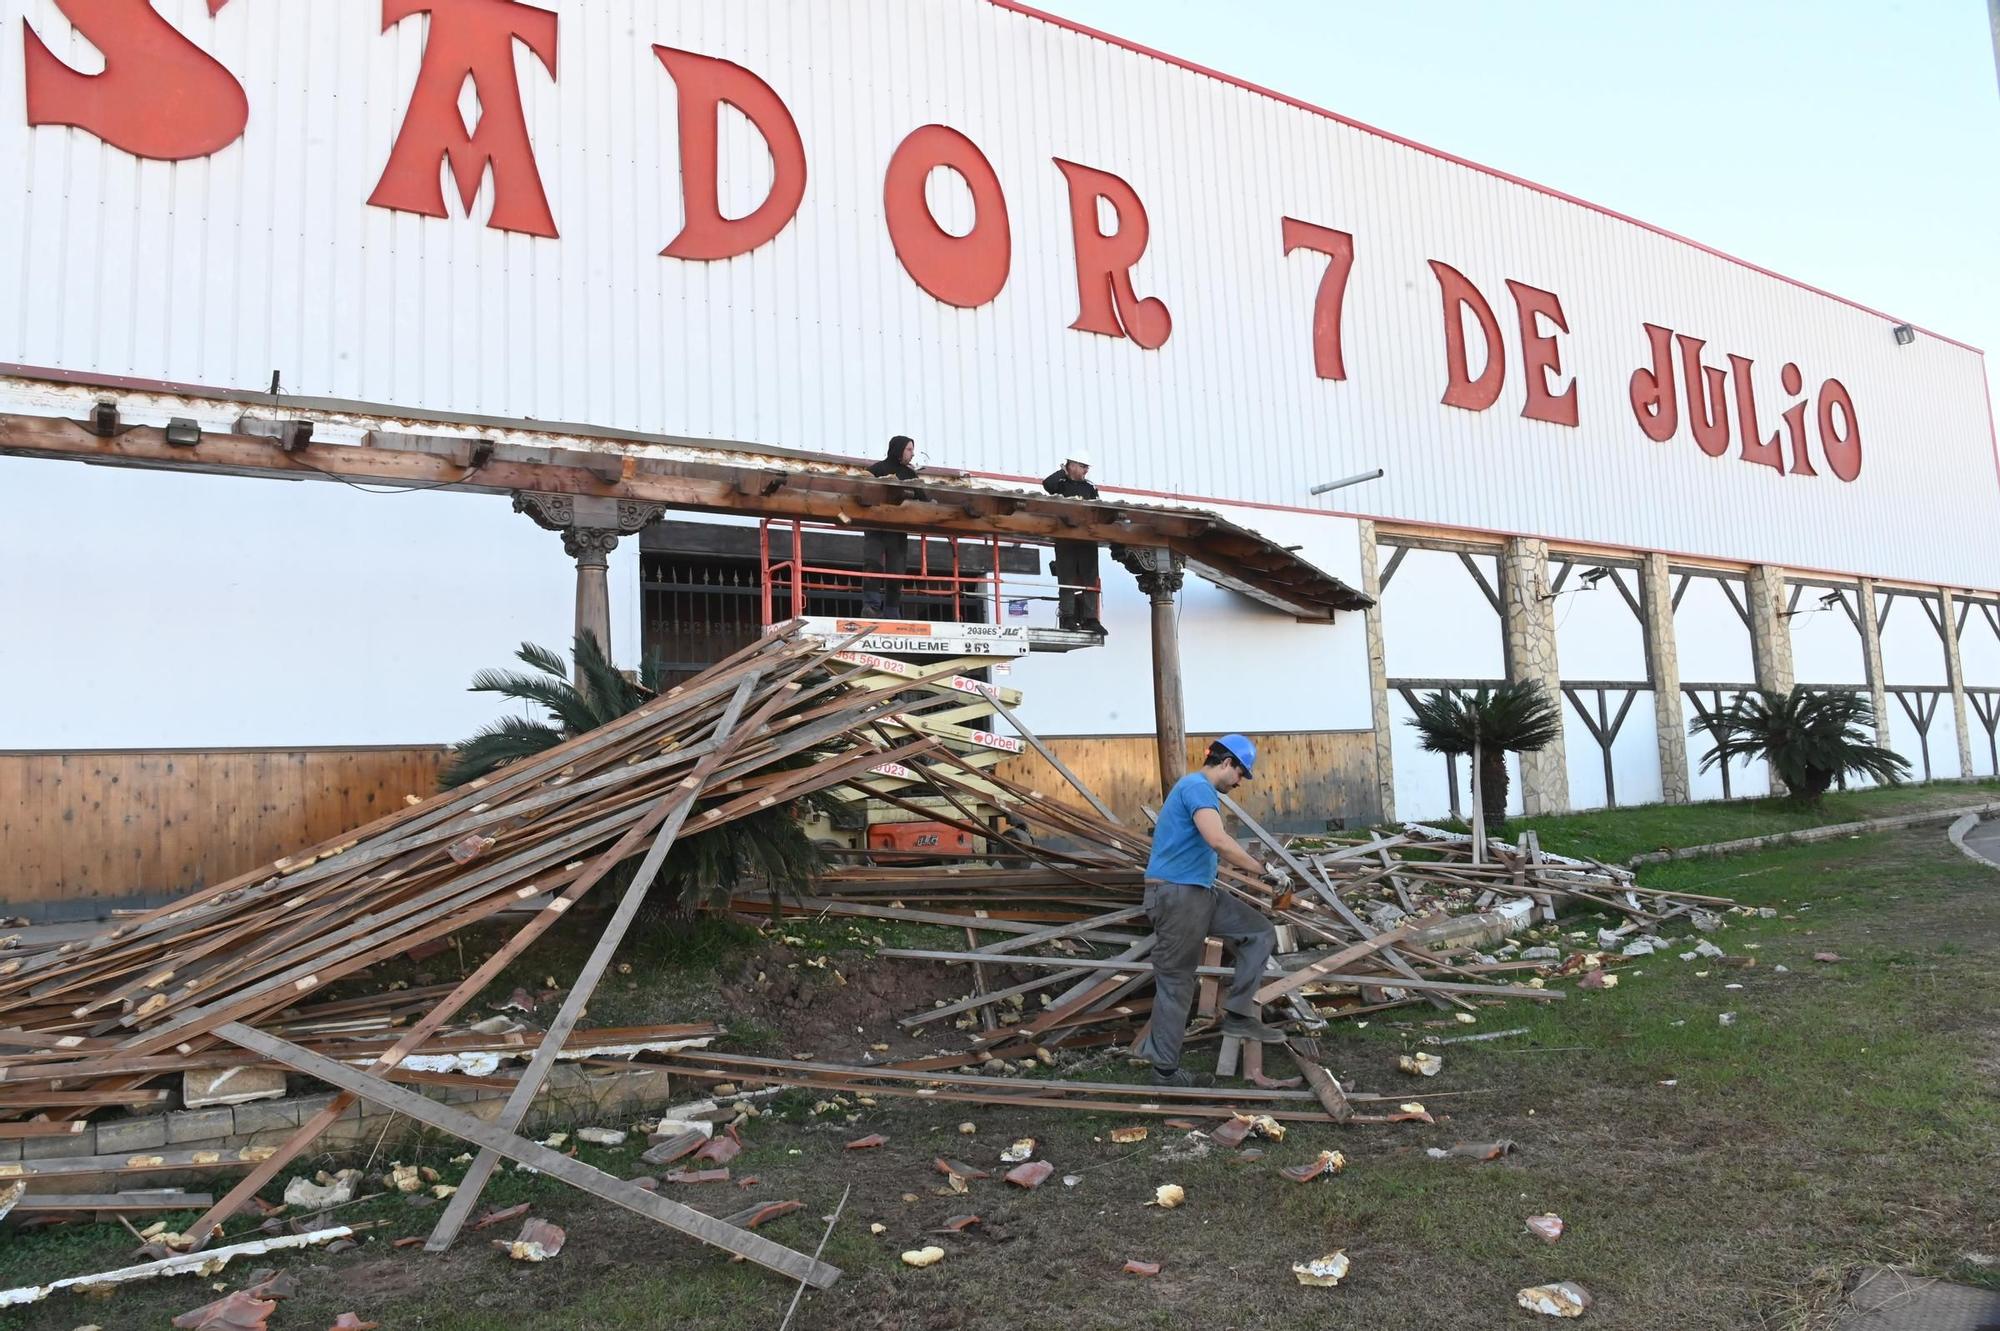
[970,906,1148,957]
[984,695,1123,825]
[875,948,1563,1000]
[0,1144,291,1182]
[1195,940,1224,1018]
[14,1192,214,1213]
[1252,924,1419,1004]
[0,1119,91,1140]
[215,1022,841,1289]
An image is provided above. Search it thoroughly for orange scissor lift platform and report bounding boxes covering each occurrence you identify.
[755,517,1097,863]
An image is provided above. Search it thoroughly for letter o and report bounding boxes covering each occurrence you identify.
[884,125,1011,309]
[1816,379,1862,482]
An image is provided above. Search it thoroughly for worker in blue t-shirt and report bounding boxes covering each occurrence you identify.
[1133,734,1289,1088]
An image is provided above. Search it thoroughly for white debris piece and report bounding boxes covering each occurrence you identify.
[1,1226,354,1307]
[282,1175,353,1209]
[1292,1251,1350,1286]
[1517,1282,1593,1317]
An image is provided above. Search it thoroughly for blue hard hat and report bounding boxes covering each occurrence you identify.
[1216,733,1258,777]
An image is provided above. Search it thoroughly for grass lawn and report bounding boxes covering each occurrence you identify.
[5,816,1998,1330]
[1507,776,2000,865]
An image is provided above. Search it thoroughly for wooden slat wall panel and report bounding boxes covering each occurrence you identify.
[0,748,448,920]
[996,732,1380,833]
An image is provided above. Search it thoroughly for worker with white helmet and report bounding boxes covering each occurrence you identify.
[1132,734,1288,1088]
[1042,449,1106,634]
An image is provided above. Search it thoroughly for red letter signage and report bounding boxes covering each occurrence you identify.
[1282,217,1356,381]
[1778,363,1817,478]
[1505,280,1578,427]
[883,125,1010,308]
[369,0,559,239]
[1729,355,1784,474]
[1675,335,1731,458]
[656,46,807,261]
[1428,261,1504,411]
[1628,323,1679,443]
[1817,379,1862,482]
[22,0,247,161]
[1053,159,1171,350]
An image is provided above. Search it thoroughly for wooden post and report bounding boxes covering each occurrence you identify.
[574,542,614,658]
[1121,546,1189,797]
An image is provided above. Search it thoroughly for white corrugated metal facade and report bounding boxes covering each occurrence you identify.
[2,0,1994,586]
[2,0,1997,830]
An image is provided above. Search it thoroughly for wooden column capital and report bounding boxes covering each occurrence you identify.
[1118,545,1186,599]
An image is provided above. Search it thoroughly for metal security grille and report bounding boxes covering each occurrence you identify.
[640,557,765,687]
[640,550,997,686]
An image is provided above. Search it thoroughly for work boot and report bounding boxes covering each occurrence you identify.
[1220,1011,1288,1043]
[1083,619,1108,636]
[1149,1066,1215,1089]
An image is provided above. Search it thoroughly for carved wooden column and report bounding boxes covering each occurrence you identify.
[513,492,665,672]
[1119,546,1188,798]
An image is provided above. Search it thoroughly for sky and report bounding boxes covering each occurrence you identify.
[1021,0,2000,413]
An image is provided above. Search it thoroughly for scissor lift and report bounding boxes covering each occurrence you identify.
[754,516,1100,860]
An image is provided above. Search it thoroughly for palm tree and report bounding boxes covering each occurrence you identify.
[1694,688,1908,807]
[1406,681,1564,828]
[441,634,655,788]
[442,633,822,916]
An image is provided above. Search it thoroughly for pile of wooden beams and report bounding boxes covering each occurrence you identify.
[720,793,1731,1107]
[0,626,1018,1286]
[0,627,1734,1288]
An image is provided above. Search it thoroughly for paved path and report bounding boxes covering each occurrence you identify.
[1833,1265,2000,1330]
[1954,815,2000,871]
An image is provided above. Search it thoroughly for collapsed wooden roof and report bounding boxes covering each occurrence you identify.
[0,379,1369,620]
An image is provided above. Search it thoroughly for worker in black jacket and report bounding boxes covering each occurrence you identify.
[861,435,920,616]
[1042,450,1106,634]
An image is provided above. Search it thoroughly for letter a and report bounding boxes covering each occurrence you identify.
[369,0,560,238]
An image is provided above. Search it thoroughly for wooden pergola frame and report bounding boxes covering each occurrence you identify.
[0,387,1369,797]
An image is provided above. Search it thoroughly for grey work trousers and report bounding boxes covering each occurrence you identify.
[1133,880,1277,1075]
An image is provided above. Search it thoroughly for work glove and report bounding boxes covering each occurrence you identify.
[1262,860,1294,887]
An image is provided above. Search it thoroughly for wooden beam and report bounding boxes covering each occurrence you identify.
[0,412,1365,616]
[215,1022,842,1289]
[872,949,1563,1000]
[985,695,1123,825]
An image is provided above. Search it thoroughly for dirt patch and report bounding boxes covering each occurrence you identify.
[300,1255,431,1305]
[716,944,1023,1062]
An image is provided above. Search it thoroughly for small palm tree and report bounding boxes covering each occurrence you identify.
[441,633,657,789]
[1694,688,1908,807]
[442,633,821,916]
[1406,681,1564,828]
